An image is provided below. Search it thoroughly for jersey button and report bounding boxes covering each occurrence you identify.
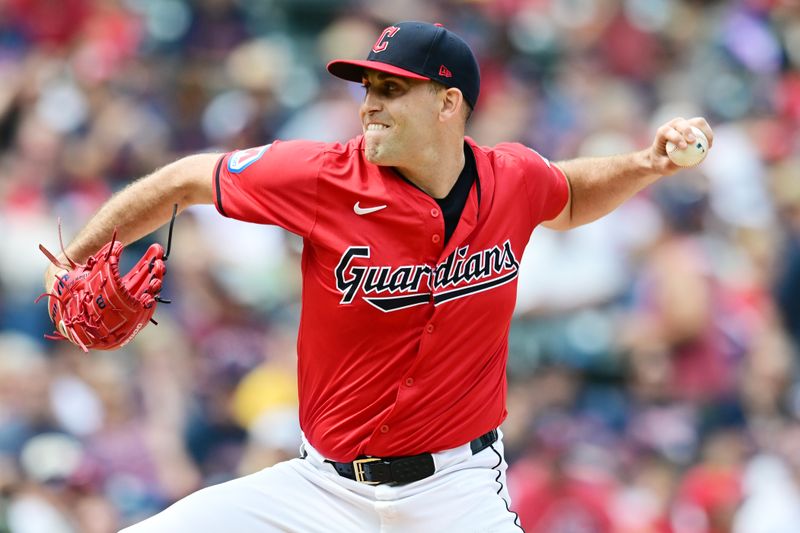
[425,324,434,334]
[430,208,439,217]
[380,424,390,434]
[405,377,414,386]
[432,234,441,244]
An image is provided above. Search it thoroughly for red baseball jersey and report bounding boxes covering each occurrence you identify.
[214,136,568,462]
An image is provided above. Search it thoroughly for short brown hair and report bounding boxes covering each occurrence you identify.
[429,81,473,122]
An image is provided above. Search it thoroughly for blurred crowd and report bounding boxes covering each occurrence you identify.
[0,0,799,531]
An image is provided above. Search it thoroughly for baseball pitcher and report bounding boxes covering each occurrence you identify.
[41,21,713,533]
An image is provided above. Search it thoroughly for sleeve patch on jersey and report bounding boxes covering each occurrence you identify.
[227,144,272,173]
[528,147,552,168]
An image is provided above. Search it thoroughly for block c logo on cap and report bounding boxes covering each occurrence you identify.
[372,26,400,53]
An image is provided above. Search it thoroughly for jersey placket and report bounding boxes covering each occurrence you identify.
[365,171,483,449]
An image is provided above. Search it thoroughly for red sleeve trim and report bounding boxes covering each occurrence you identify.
[549,163,571,221]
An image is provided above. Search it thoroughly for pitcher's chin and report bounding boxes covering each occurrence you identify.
[363,144,387,165]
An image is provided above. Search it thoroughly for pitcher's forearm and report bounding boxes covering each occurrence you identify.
[557,149,660,228]
[56,153,218,265]
[543,117,714,231]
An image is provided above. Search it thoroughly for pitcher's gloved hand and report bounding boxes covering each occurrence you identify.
[38,235,167,352]
[37,205,177,352]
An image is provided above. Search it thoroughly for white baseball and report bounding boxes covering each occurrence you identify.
[666,126,709,167]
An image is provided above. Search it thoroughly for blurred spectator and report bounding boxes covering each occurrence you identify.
[508,412,616,532]
[610,453,679,533]
[674,428,745,533]
[621,175,743,404]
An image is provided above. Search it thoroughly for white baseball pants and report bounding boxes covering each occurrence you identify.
[119,431,523,532]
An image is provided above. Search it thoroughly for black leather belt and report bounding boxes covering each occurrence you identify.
[326,429,498,485]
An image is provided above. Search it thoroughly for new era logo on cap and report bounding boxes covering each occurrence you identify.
[326,21,481,109]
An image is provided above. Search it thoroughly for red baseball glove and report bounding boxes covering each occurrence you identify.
[37,209,176,352]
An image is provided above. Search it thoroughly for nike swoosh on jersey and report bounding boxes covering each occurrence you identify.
[353,202,387,215]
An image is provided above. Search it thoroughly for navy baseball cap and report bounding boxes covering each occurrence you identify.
[327,21,480,109]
